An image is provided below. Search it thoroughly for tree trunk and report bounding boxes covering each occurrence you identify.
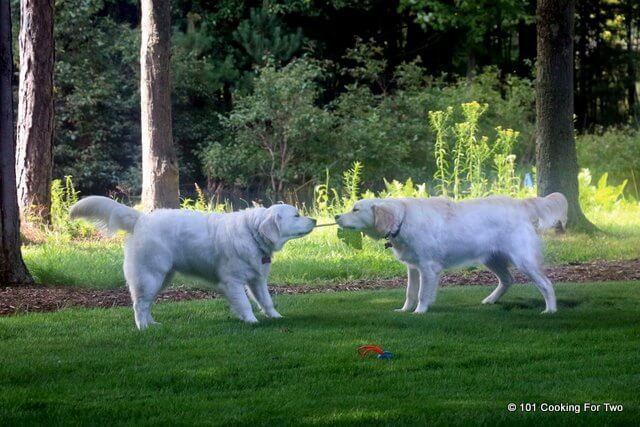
[535,0,595,231]
[1,0,33,284]
[140,0,179,210]
[15,0,54,222]
[626,1,638,120]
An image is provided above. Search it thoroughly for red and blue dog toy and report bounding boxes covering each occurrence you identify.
[358,345,394,359]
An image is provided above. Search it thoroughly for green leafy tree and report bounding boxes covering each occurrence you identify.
[400,0,532,74]
[233,6,303,66]
[202,58,333,199]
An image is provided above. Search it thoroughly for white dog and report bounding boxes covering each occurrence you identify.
[70,196,316,329]
[335,193,567,314]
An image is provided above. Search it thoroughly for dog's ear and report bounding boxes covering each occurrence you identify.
[372,202,405,237]
[258,212,281,246]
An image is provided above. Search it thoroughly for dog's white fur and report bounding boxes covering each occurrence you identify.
[70,196,316,329]
[336,193,567,314]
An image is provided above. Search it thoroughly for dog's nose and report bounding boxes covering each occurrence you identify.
[334,214,340,220]
[311,218,317,224]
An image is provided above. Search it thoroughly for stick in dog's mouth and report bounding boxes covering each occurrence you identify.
[314,222,337,228]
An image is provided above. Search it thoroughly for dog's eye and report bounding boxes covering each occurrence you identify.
[295,213,300,217]
[352,208,359,212]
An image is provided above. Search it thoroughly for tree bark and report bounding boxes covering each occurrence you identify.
[535,0,594,231]
[15,0,54,222]
[1,0,33,284]
[140,0,179,210]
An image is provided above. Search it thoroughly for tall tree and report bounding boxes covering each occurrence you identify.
[15,0,54,222]
[1,0,33,284]
[535,0,593,230]
[140,0,179,210]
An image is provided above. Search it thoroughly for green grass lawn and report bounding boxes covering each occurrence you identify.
[22,207,640,289]
[1,282,638,425]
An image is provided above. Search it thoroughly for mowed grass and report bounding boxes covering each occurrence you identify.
[21,207,640,289]
[1,282,638,425]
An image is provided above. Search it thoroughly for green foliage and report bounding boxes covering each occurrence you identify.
[428,107,453,197]
[427,102,523,199]
[233,7,304,65]
[202,57,333,198]
[180,184,229,213]
[53,0,141,195]
[30,0,639,200]
[50,176,95,238]
[400,0,533,68]
[342,161,363,208]
[578,169,629,212]
[577,127,640,199]
[378,178,428,199]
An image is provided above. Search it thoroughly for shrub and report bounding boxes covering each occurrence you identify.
[201,57,334,199]
[50,176,96,239]
[576,127,640,198]
[578,169,629,212]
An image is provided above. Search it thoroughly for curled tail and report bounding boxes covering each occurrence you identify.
[70,196,142,235]
[523,192,568,232]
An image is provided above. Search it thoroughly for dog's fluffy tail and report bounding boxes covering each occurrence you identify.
[523,192,568,232]
[70,196,142,235]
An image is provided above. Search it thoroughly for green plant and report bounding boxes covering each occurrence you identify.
[180,184,228,213]
[233,7,304,66]
[378,178,428,199]
[492,127,520,196]
[49,176,95,238]
[578,169,629,212]
[577,127,640,199]
[427,102,523,199]
[428,107,452,197]
[205,57,333,198]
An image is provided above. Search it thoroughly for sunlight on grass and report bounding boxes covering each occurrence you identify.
[0,282,638,425]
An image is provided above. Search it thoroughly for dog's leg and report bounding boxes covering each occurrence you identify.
[414,264,441,314]
[123,239,170,330]
[396,267,419,312]
[128,271,166,330]
[482,256,514,305]
[516,261,557,314]
[247,279,282,319]
[220,281,259,323]
[143,271,174,326]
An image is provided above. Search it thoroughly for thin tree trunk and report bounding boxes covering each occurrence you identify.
[140,0,179,210]
[626,1,638,120]
[1,0,33,284]
[535,0,595,231]
[15,0,54,222]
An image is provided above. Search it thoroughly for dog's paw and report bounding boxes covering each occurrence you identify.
[541,308,557,314]
[413,306,428,314]
[481,297,496,305]
[266,310,283,319]
[241,314,259,323]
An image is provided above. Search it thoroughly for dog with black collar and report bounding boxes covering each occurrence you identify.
[335,196,561,314]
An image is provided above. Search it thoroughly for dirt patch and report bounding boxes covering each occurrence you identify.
[1,259,639,316]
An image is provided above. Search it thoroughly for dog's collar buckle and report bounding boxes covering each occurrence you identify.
[261,256,271,264]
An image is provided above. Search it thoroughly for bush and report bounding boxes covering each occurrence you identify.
[200,57,335,199]
[576,127,640,199]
